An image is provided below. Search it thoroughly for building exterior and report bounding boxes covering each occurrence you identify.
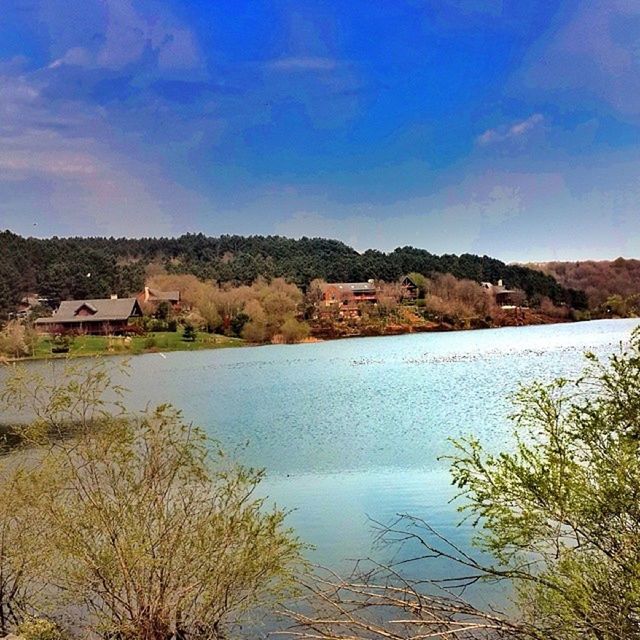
[137,286,181,310]
[400,275,419,300]
[319,281,377,318]
[481,279,520,307]
[35,298,143,335]
[321,281,377,303]
[10,294,53,319]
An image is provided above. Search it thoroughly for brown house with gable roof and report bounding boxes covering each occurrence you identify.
[35,298,143,335]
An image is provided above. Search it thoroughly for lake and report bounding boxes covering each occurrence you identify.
[3,319,639,590]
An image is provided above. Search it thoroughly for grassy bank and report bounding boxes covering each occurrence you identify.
[15,331,244,361]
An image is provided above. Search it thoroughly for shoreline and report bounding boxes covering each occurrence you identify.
[1,332,244,364]
[2,315,585,363]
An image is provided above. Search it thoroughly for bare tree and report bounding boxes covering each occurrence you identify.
[279,514,538,640]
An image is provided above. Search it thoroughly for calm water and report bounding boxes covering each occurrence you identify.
[3,319,639,583]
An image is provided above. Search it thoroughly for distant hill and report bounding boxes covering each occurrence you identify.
[529,258,640,308]
[0,230,586,318]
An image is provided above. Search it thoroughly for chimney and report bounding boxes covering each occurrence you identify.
[498,279,503,287]
[144,285,150,302]
[110,294,118,300]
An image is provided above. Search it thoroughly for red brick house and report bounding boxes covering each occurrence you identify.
[319,281,377,318]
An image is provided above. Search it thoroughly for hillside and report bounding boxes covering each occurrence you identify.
[0,230,586,318]
[530,258,640,308]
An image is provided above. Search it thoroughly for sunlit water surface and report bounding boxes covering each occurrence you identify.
[3,319,639,608]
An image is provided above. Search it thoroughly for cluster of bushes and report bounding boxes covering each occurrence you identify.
[148,274,310,343]
[139,316,178,333]
[0,363,302,639]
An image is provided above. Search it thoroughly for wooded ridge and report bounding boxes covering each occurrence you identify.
[0,230,586,318]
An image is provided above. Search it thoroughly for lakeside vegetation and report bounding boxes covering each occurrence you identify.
[0,362,304,640]
[1,264,584,361]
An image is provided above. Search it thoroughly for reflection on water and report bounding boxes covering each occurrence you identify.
[2,319,639,578]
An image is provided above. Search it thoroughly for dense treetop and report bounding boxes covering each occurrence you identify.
[0,230,586,318]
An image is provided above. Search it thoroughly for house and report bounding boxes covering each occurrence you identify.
[10,294,53,319]
[481,279,520,307]
[321,281,377,304]
[137,286,181,311]
[35,297,143,335]
[319,281,377,318]
[400,275,419,300]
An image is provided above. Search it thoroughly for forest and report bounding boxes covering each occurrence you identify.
[531,258,640,313]
[0,231,586,319]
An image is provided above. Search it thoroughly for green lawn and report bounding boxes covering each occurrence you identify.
[30,331,243,360]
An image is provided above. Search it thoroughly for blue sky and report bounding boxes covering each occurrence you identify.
[1,0,639,261]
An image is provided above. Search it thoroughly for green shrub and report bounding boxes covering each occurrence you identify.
[182,323,196,342]
[51,334,72,354]
[280,317,310,343]
[18,617,63,640]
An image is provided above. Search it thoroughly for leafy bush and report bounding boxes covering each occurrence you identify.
[18,617,63,640]
[241,319,267,343]
[0,362,304,640]
[0,321,32,358]
[50,333,72,354]
[449,327,640,638]
[280,317,310,343]
[230,312,250,337]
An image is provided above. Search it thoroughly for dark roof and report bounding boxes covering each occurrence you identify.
[35,298,142,324]
[321,282,376,293]
[147,288,180,302]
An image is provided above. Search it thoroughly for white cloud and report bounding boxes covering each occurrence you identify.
[477,113,544,145]
[271,160,640,262]
[274,172,536,255]
[0,70,180,236]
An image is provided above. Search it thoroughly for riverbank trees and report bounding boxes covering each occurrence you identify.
[147,274,310,343]
[0,362,303,639]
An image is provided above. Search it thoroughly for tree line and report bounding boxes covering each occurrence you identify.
[531,257,640,316]
[0,230,587,319]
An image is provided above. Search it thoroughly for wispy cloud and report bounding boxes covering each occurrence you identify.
[477,113,544,145]
[46,0,203,73]
[513,0,640,121]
